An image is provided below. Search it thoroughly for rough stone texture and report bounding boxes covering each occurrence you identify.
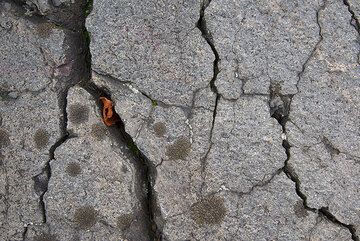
[206,0,323,98]
[203,96,285,194]
[87,0,213,106]
[38,87,149,241]
[286,0,360,236]
[1,0,360,240]
[0,1,74,239]
[91,72,215,237]
[163,173,351,240]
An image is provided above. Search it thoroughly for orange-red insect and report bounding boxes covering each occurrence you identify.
[99,97,120,126]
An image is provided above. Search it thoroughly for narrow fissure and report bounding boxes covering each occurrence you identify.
[21,226,28,241]
[197,0,220,94]
[268,2,359,239]
[196,0,221,192]
[33,92,71,224]
[81,82,162,240]
[319,207,359,241]
[270,93,359,240]
[343,0,360,35]
[81,1,162,239]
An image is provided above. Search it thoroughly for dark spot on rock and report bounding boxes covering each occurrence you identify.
[36,22,54,38]
[34,232,58,241]
[34,129,49,149]
[293,200,308,218]
[66,162,81,177]
[121,165,128,173]
[153,122,166,137]
[74,206,98,229]
[190,196,226,226]
[90,123,107,141]
[165,136,191,160]
[68,104,89,125]
[117,213,133,230]
[0,129,10,148]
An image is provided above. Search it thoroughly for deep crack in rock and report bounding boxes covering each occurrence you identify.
[343,0,360,35]
[197,0,221,194]
[269,2,359,239]
[33,91,72,224]
[81,82,163,240]
[80,2,163,239]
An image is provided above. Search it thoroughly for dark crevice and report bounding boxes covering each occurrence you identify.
[80,1,162,239]
[270,94,359,240]
[319,207,359,241]
[269,2,358,239]
[281,140,316,213]
[21,226,28,241]
[81,82,163,241]
[268,0,324,213]
[196,0,221,195]
[33,93,72,224]
[197,0,220,94]
[343,0,360,35]
[31,0,88,225]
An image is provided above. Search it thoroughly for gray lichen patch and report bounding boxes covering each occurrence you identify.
[117,213,133,230]
[34,129,49,149]
[293,200,308,218]
[90,123,107,141]
[0,128,10,148]
[74,206,98,229]
[153,122,166,137]
[66,162,81,177]
[190,196,227,226]
[34,232,59,241]
[165,136,191,160]
[36,22,55,38]
[68,104,89,125]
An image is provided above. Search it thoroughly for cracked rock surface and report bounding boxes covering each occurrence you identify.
[1,0,359,240]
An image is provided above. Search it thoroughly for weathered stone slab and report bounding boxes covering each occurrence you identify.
[287,0,360,236]
[86,0,213,106]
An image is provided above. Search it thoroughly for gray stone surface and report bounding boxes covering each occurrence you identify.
[40,87,149,241]
[206,0,323,98]
[0,1,74,239]
[86,0,213,106]
[163,173,351,240]
[286,0,360,236]
[1,0,360,240]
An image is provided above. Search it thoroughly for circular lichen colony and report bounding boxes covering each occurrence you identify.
[153,122,166,137]
[190,196,227,226]
[90,123,107,141]
[34,129,49,149]
[68,104,89,125]
[34,232,58,241]
[74,206,98,229]
[117,213,133,230]
[66,162,81,177]
[165,136,191,160]
[36,22,54,38]
[0,129,10,148]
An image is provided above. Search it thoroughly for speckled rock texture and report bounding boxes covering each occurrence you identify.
[1,0,359,240]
